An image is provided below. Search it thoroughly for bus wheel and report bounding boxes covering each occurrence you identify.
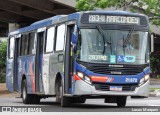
[22,79,33,104]
[32,95,40,104]
[74,97,86,103]
[61,86,71,107]
[56,79,71,107]
[78,97,86,103]
[55,79,61,103]
[116,96,127,107]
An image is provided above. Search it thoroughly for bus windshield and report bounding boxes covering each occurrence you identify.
[76,29,149,65]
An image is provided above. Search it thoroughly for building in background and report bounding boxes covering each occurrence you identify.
[0,0,76,37]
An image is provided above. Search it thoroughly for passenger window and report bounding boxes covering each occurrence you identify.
[28,33,35,55]
[21,35,29,56]
[9,37,14,58]
[45,27,55,53]
[55,24,65,51]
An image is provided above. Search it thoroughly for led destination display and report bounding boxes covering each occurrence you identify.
[81,13,148,26]
[88,15,140,24]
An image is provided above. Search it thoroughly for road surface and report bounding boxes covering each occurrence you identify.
[0,96,160,112]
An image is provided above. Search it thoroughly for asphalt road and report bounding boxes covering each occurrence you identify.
[0,96,160,112]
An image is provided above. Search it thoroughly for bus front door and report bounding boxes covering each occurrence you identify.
[64,24,75,94]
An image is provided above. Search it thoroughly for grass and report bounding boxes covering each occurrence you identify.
[149,88,160,91]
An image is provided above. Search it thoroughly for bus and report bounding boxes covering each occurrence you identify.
[6,11,153,107]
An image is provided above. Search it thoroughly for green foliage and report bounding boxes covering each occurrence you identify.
[76,0,160,26]
[0,73,5,83]
[0,41,7,68]
[150,55,160,78]
[157,74,160,79]
[75,0,118,11]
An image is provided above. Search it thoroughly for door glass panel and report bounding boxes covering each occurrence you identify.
[55,24,65,51]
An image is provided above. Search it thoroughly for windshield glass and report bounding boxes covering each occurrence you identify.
[76,29,149,65]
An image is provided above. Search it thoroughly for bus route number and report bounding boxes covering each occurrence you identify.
[89,15,105,23]
[125,78,137,83]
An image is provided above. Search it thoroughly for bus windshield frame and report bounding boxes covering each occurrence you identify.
[76,27,149,65]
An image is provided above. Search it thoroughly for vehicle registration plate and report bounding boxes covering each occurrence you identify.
[110,86,122,91]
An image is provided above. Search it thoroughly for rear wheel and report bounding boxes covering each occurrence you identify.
[22,79,33,104]
[32,95,40,104]
[116,96,127,107]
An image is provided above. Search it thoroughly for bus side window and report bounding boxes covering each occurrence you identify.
[9,37,15,58]
[28,33,35,55]
[20,35,29,56]
[55,24,65,51]
[45,27,55,53]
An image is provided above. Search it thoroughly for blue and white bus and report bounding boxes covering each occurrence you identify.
[6,11,153,107]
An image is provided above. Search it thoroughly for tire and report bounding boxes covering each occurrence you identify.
[72,97,86,103]
[32,95,40,104]
[21,79,33,104]
[116,96,127,107]
[55,78,71,107]
[55,79,61,103]
[78,97,86,103]
[61,95,71,107]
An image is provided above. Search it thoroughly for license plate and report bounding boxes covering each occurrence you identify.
[110,86,122,91]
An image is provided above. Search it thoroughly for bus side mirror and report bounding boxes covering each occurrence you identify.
[73,32,81,53]
[72,25,78,44]
[151,34,154,52]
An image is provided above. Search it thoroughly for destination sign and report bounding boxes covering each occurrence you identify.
[88,15,140,24]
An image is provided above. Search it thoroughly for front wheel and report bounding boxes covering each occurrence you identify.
[72,97,86,103]
[116,96,127,107]
[55,78,71,107]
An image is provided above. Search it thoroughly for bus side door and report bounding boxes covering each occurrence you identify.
[6,36,15,92]
[35,28,45,93]
[42,26,55,95]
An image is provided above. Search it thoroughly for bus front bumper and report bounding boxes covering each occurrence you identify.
[74,80,149,97]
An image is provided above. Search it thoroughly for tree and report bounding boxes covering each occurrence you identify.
[75,0,160,26]
[0,41,7,69]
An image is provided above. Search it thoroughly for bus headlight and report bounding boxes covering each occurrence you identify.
[139,74,150,86]
[77,72,91,84]
[77,72,84,79]
[144,74,150,81]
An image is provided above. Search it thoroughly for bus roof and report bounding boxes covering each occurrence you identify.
[9,10,148,36]
[81,10,147,16]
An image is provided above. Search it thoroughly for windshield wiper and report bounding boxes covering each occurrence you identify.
[96,25,112,54]
[124,26,135,47]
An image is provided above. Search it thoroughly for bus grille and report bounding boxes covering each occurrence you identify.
[77,60,148,75]
[92,82,138,91]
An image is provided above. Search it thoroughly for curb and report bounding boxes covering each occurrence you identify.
[149,89,160,97]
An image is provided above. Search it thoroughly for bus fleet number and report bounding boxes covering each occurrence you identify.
[125,78,137,83]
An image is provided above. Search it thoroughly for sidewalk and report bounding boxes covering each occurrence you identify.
[0,83,18,97]
[149,78,160,97]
